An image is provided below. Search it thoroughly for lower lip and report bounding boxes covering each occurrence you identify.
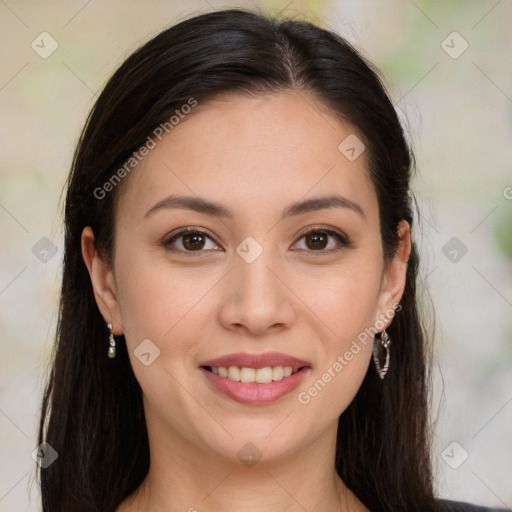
[200,367,310,405]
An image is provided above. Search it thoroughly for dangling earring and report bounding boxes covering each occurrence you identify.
[373,329,391,379]
[107,322,116,359]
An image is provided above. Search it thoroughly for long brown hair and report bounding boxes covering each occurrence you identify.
[38,8,439,512]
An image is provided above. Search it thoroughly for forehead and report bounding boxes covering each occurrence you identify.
[115,90,378,224]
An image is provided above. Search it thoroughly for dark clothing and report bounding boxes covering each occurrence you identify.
[439,499,510,511]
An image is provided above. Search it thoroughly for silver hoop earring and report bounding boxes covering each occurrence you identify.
[107,322,116,359]
[373,329,391,380]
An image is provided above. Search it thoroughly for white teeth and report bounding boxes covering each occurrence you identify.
[255,367,273,384]
[209,365,302,383]
[240,367,255,383]
[272,366,284,381]
[228,366,240,381]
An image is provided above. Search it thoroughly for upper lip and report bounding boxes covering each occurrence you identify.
[199,352,311,369]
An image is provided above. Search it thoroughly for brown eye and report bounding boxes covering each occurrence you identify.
[182,232,206,250]
[304,231,329,250]
[294,228,349,253]
[164,229,219,253]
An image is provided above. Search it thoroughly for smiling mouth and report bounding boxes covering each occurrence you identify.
[202,365,305,384]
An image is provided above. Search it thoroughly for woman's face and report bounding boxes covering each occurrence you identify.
[83,90,410,466]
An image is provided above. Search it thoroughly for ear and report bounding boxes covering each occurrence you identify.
[374,219,411,328]
[81,226,124,335]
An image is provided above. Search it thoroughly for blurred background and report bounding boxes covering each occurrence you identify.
[0,0,511,510]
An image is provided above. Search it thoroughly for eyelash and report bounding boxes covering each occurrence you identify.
[162,226,351,255]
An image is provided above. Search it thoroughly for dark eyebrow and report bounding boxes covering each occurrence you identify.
[144,194,366,221]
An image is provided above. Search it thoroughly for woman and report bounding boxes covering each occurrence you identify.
[37,8,507,512]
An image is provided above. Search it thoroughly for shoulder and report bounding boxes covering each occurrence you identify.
[437,498,510,511]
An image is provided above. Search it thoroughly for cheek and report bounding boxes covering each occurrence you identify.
[315,273,380,326]
[113,252,209,419]
[113,248,223,401]
[309,253,383,341]
[114,249,207,342]
[296,258,382,415]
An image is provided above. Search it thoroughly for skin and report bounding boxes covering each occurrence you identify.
[82,90,411,512]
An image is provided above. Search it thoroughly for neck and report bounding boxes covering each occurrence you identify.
[120,418,366,512]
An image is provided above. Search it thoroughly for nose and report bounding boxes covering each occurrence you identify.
[217,248,296,337]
